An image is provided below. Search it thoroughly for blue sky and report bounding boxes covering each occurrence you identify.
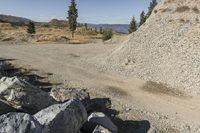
[0,0,157,24]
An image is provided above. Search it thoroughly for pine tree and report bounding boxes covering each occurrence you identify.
[139,11,146,27]
[146,0,158,19]
[128,16,137,34]
[99,27,103,34]
[67,0,78,38]
[84,23,88,30]
[95,27,98,33]
[27,21,36,34]
[102,29,113,41]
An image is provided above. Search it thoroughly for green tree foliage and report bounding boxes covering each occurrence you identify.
[146,0,158,19]
[99,27,103,34]
[95,27,98,33]
[67,0,78,38]
[139,11,146,27]
[27,21,36,34]
[84,23,88,30]
[102,29,113,41]
[128,16,137,34]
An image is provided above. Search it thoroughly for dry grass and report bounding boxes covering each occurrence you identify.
[0,23,102,44]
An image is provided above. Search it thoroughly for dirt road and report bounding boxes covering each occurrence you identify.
[0,43,200,132]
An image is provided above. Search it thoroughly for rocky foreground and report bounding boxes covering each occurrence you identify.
[0,60,118,133]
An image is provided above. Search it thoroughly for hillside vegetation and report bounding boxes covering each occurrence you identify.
[0,21,103,44]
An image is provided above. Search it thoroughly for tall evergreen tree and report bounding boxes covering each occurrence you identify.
[84,23,88,30]
[146,0,158,19]
[139,11,146,27]
[128,16,137,34]
[27,21,36,34]
[99,27,103,34]
[67,0,78,38]
[95,27,98,33]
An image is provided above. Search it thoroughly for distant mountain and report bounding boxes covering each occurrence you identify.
[88,24,129,34]
[0,14,129,33]
[0,14,32,25]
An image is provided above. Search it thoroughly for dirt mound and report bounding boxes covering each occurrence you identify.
[102,0,200,95]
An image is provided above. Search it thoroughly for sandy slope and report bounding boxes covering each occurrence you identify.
[100,0,200,96]
[0,43,200,132]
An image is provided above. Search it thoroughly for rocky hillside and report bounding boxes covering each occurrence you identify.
[102,0,200,95]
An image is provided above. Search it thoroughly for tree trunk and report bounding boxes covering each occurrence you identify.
[72,31,74,38]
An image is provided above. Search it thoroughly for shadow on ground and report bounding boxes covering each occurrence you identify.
[83,98,151,133]
[0,58,62,92]
[1,58,151,133]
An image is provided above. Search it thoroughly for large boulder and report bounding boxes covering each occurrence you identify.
[34,98,87,133]
[0,113,43,133]
[0,77,56,114]
[88,112,118,133]
[50,87,91,108]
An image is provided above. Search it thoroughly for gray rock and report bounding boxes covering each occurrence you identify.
[34,98,87,133]
[0,77,56,114]
[93,125,112,133]
[50,87,91,107]
[0,112,43,133]
[88,112,118,133]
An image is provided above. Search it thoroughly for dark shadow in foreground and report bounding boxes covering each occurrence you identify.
[0,58,62,92]
[82,98,151,133]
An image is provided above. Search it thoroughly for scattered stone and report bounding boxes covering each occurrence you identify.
[93,125,112,133]
[125,108,131,112]
[50,87,91,107]
[34,98,87,133]
[0,113,43,133]
[0,77,56,114]
[88,112,118,133]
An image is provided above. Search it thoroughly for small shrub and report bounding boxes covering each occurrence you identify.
[102,29,113,41]
[27,21,36,34]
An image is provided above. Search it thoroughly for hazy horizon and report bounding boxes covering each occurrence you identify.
[0,0,158,24]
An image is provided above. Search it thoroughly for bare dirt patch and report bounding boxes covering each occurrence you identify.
[106,86,128,96]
